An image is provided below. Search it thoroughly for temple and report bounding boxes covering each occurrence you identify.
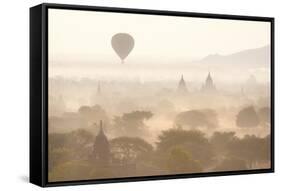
[92,120,110,166]
[91,120,138,176]
[201,72,216,93]
[177,75,188,93]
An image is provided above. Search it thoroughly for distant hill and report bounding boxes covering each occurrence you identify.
[195,45,270,69]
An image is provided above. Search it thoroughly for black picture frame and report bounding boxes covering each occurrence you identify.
[30,3,275,187]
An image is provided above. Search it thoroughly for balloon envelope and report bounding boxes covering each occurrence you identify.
[111,33,134,63]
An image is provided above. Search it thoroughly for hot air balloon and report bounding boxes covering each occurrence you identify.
[111,33,134,64]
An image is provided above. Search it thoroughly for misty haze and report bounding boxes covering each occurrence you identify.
[47,9,271,182]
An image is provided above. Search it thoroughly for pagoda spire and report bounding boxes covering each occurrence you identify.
[93,120,110,166]
[201,71,216,93]
[177,74,188,93]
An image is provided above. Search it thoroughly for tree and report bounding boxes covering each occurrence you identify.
[78,105,92,118]
[122,111,153,121]
[236,106,260,128]
[113,111,153,136]
[260,135,271,162]
[175,109,218,129]
[48,129,94,170]
[78,104,109,128]
[49,129,93,151]
[227,135,270,168]
[49,133,68,150]
[214,157,247,171]
[70,129,94,149]
[110,137,153,164]
[156,128,214,167]
[167,147,202,173]
[210,131,237,156]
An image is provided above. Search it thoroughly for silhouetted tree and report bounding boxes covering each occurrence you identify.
[78,105,92,117]
[48,129,94,170]
[210,131,237,156]
[78,104,109,129]
[49,129,93,151]
[156,128,214,167]
[122,111,153,121]
[236,106,260,128]
[167,147,202,173]
[227,135,270,168]
[214,157,248,171]
[113,111,153,136]
[110,137,153,164]
[175,109,218,129]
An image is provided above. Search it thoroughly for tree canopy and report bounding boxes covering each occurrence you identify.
[167,147,202,173]
[113,111,153,136]
[110,137,153,164]
[236,106,260,128]
[175,109,218,129]
[156,128,214,166]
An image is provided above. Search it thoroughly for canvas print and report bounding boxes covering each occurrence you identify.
[48,9,272,182]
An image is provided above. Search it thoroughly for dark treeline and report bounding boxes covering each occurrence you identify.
[48,104,270,182]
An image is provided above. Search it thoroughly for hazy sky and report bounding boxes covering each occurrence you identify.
[48,9,270,81]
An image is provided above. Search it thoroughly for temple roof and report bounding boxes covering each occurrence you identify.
[179,75,186,86]
[201,72,216,93]
[95,121,108,143]
[206,72,213,82]
[93,120,110,156]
